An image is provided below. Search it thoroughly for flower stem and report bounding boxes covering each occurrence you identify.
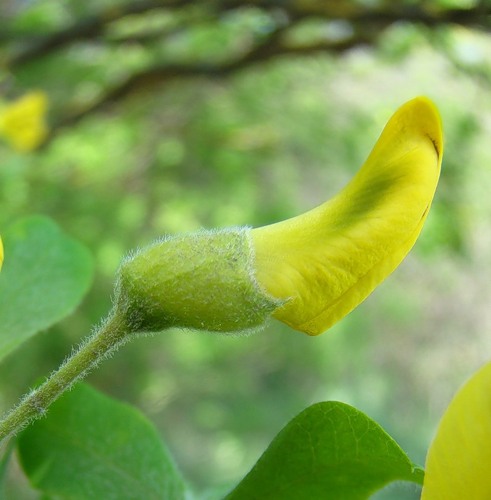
[0,310,130,443]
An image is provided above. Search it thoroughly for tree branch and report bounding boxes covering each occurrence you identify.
[7,0,491,146]
[46,30,372,144]
[7,0,196,68]
[6,1,491,69]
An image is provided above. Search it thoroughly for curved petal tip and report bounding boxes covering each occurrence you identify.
[252,97,443,335]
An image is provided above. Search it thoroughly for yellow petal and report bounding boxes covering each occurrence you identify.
[0,91,48,152]
[422,362,491,499]
[252,97,443,335]
[0,236,3,271]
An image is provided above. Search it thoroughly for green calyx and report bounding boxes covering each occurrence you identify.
[115,227,281,334]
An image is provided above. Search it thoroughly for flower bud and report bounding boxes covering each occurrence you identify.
[114,97,443,338]
[115,228,281,334]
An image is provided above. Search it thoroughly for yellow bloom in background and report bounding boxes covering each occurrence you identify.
[252,97,443,335]
[0,91,48,152]
[422,361,491,499]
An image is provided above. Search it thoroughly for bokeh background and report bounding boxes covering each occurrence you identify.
[1,1,491,498]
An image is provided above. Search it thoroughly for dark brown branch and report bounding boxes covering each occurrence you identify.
[7,0,195,68]
[47,22,289,132]
[45,31,372,145]
[7,1,491,69]
[9,0,490,147]
[220,0,491,29]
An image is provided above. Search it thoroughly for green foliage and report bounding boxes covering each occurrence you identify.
[17,383,186,500]
[226,402,423,500]
[0,216,93,362]
[2,0,491,497]
[0,440,14,500]
[15,385,423,500]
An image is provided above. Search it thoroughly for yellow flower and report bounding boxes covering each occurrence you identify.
[0,236,3,271]
[117,97,443,337]
[422,361,491,499]
[252,97,443,335]
[0,91,48,152]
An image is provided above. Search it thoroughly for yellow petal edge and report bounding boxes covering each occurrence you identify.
[422,361,491,499]
[0,236,3,271]
[252,97,443,335]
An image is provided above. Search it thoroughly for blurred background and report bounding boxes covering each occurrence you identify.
[1,0,491,498]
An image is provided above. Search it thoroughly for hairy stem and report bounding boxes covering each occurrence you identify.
[0,310,130,443]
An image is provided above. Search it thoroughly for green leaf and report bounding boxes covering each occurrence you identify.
[0,216,93,362]
[226,401,424,500]
[0,439,15,500]
[17,383,186,500]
